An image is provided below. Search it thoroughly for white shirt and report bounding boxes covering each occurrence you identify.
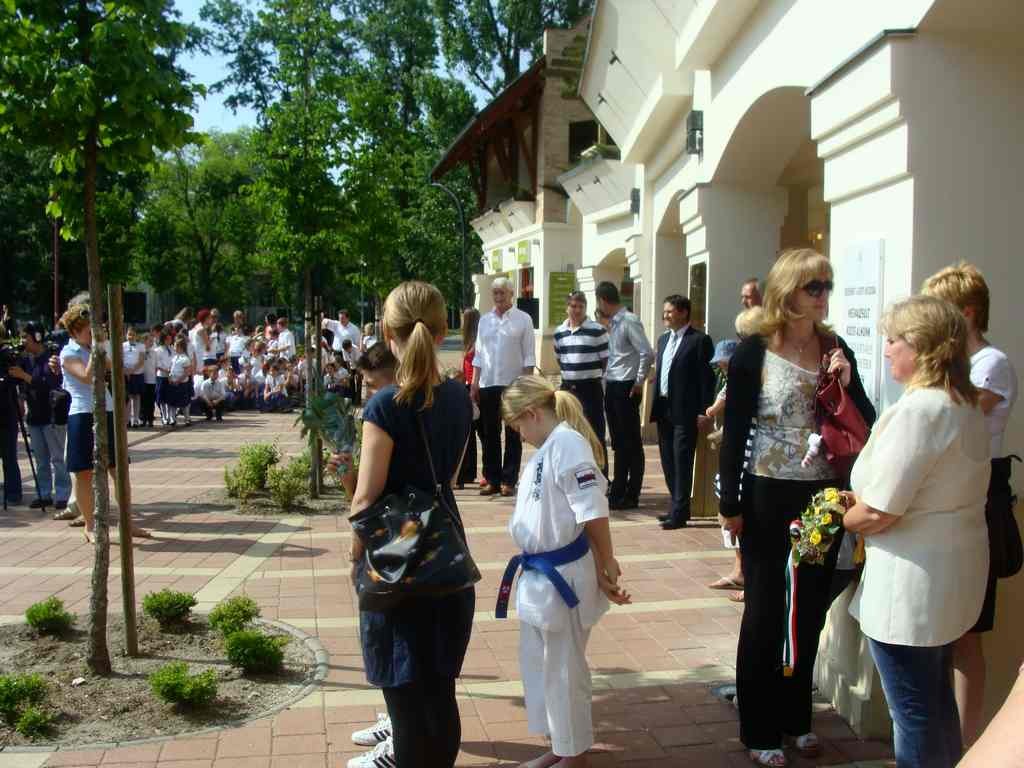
[122,341,144,373]
[658,325,689,395]
[227,333,248,357]
[154,346,173,378]
[324,319,361,352]
[363,334,378,350]
[510,423,609,632]
[849,387,991,646]
[170,353,191,382]
[970,345,1018,459]
[265,373,286,393]
[210,329,225,357]
[190,326,211,358]
[473,306,536,388]
[142,345,158,384]
[277,328,296,359]
[199,378,226,401]
[59,340,113,415]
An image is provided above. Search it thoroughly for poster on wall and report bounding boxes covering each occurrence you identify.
[517,240,531,265]
[490,249,502,272]
[841,240,884,406]
[548,272,576,327]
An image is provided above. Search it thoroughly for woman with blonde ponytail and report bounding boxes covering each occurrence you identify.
[345,281,474,768]
[498,375,630,768]
[842,295,990,768]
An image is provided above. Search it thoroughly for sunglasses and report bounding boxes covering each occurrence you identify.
[802,279,834,298]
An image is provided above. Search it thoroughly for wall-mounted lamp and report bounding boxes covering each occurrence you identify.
[593,177,601,185]
[630,188,640,215]
[609,51,619,66]
[576,185,583,193]
[685,110,703,156]
[597,93,606,106]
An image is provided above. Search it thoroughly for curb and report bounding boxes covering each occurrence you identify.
[1,617,329,754]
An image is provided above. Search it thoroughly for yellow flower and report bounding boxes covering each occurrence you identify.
[824,488,840,504]
[809,530,822,545]
[821,513,832,525]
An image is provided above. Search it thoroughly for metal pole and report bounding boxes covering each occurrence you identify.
[428,181,469,311]
[107,284,138,656]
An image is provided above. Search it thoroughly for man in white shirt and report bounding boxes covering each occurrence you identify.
[276,317,296,360]
[471,277,536,496]
[322,309,363,404]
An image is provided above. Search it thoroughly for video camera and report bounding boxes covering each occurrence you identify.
[0,340,24,380]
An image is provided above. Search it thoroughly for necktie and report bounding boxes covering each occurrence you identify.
[660,332,678,395]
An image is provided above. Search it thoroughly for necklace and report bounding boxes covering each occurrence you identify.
[782,330,816,363]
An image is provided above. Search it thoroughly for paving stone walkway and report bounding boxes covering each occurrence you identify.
[0,411,893,768]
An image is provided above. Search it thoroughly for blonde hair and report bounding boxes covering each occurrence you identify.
[500,376,605,467]
[59,304,90,334]
[382,281,446,409]
[921,262,990,332]
[881,295,978,406]
[734,306,764,339]
[760,248,833,338]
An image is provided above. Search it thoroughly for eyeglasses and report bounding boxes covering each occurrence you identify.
[802,279,834,298]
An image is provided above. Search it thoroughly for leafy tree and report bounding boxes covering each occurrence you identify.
[433,0,592,97]
[135,130,263,308]
[0,0,202,674]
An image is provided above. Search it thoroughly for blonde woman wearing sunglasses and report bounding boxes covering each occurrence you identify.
[718,249,875,767]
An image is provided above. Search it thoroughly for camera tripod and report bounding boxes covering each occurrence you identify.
[0,376,45,513]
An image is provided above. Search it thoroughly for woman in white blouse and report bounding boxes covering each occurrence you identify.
[844,295,990,768]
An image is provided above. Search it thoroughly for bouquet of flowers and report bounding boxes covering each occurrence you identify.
[789,487,849,565]
[783,487,850,676]
[294,391,359,476]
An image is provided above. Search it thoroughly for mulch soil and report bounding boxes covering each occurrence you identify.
[0,616,314,748]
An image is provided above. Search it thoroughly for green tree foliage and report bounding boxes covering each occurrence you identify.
[135,130,263,308]
[433,0,593,97]
[0,0,202,675]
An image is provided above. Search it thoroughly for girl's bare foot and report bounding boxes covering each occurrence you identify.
[83,528,95,544]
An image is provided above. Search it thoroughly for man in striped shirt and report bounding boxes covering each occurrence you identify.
[553,291,609,468]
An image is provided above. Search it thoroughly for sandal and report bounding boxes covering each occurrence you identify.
[708,576,744,590]
[53,509,78,521]
[785,733,821,758]
[68,518,86,527]
[749,749,787,767]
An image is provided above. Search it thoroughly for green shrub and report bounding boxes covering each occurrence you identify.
[237,443,280,490]
[224,465,257,500]
[266,464,305,510]
[0,674,47,724]
[208,595,261,637]
[225,630,288,673]
[25,597,75,635]
[142,589,198,627]
[149,662,218,707]
[15,706,52,739]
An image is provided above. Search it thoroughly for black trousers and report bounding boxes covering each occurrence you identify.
[200,399,225,420]
[560,378,607,471]
[737,474,841,750]
[478,386,522,487]
[141,383,156,425]
[655,412,697,523]
[604,380,643,501]
[383,675,461,768]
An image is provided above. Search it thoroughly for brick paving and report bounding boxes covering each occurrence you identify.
[0,407,893,767]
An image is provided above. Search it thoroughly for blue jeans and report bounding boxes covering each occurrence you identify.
[869,638,962,768]
[28,424,71,503]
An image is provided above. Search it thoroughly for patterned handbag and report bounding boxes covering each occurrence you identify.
[349,413,481,612]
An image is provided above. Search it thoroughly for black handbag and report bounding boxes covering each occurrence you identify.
[987,455,1022,579]
[349,413,481,612]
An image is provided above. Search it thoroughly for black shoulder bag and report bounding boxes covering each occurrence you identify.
[349,413,481,612]
[987,455,1022,579]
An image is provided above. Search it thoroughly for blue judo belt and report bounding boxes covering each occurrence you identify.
[494,533,590,619]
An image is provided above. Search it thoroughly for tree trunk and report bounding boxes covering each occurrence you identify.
[84,120,113,676]
[304,267,321,498]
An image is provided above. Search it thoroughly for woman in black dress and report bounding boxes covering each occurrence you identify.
[348,281,474,768]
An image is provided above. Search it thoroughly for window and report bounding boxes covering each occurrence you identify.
[569,120,599,163]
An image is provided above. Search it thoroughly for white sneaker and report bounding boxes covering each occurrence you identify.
[347,737,396,767]
[352,713,392,746]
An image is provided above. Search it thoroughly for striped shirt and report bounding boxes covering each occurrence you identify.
[553,319,609,381]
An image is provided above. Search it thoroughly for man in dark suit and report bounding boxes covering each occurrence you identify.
[649,295,716,529]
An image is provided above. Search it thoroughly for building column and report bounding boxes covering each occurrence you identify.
[473,273,495,316]
[679,184,787,341]
[575,265,622,318]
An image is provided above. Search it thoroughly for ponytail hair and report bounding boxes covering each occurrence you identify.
[382,281,447,409]
[501,375,605,467]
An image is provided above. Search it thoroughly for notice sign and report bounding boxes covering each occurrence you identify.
[517,240,531,265]
[841,240,884,405]
[548,272,576,327]
[490,249,502,272]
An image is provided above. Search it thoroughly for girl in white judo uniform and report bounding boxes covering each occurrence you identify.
[499,376,632,768]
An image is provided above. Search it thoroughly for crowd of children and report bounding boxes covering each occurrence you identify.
[118,308,379,429]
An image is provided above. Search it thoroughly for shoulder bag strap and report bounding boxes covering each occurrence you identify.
[414,410,469,539]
